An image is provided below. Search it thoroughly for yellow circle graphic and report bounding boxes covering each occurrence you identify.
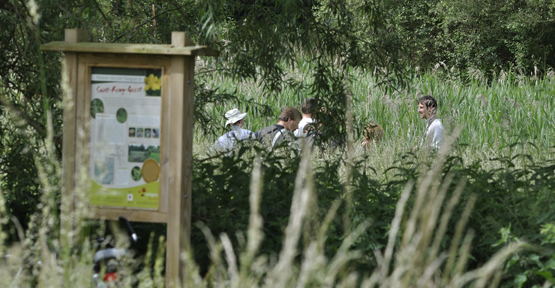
[142,159,160,183]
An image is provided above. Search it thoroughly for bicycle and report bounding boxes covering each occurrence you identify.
[92,216,139,288]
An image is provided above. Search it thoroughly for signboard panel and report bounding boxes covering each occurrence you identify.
[88,67,162,209]
[42,30,217,287]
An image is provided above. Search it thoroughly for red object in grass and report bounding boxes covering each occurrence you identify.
[142,188,146,192]
[105,272,118,282]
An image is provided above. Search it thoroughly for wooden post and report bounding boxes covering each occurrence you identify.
[65,29,89,43]
[61,29,88,248]
[166,32,195,288]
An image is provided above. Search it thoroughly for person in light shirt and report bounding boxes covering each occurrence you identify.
[210,108,254,154]
[294,97,316,138]
[418,95,444,150]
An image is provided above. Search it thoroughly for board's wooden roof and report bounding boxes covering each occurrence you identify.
[41,41,219,56]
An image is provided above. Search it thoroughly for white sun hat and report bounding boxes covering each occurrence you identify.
[225,108,248,126]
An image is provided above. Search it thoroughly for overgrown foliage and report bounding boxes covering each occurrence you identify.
[0,137,532,287]
[1,0,555,287]
[187,142,555,287]
[392,0,555,77]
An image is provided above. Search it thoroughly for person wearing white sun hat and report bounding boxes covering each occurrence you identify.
[210,108,254,155]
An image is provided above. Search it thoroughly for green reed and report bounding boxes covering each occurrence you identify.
[197,61,555,164]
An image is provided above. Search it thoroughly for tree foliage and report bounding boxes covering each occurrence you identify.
[1,0,555,285]
[392,0,555,77]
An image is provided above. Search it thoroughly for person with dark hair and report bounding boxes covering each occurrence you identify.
[418,95,443,149]
[294,97,316,138]
[361,122,384,150]
[210,108,254,154]
[255,107,302,148]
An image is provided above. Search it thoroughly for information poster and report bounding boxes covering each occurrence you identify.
[89,67,162,209]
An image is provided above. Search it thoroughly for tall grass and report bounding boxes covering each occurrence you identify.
[0,23,549,284]
[0,131,525,287]
[2,60,526,287]
[1,63,542,287]
[196,60,555,170]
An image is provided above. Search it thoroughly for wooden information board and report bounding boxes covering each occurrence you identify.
[41,29,218,287]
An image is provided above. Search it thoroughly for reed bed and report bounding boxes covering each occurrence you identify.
[196,60,555,172]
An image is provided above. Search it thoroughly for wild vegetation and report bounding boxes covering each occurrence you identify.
[1,0,555,287]
[190,68,555,287]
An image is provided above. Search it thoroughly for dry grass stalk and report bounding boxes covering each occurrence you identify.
[0,107,527,288]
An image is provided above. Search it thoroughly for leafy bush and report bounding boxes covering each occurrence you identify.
[186,141,555,287]
[392,0,555,76]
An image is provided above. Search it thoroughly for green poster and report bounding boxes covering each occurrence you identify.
[89,67,162,209]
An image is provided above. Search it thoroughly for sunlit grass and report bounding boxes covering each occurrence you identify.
[1,58,551,287]
[0,135,525,287]
[197,61,555,168]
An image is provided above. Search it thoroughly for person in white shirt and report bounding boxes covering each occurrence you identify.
[294,97,316,138]
[418,95,444,150]
[210,108,254,154]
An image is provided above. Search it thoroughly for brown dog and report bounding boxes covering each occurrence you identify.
[361,123,384,149]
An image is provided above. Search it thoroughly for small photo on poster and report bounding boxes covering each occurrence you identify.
[116,108,128,123]
[129,127,136,137]
[152,128,159,138]
[131,166,142,181]
[145,128,152,138]
[128,144,160,163]
[137,128,144,138]
[145,69,162,97]
[94,158,115,185]
[90,99,104,119]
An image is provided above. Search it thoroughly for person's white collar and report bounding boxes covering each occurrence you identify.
[426,115,438,129]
